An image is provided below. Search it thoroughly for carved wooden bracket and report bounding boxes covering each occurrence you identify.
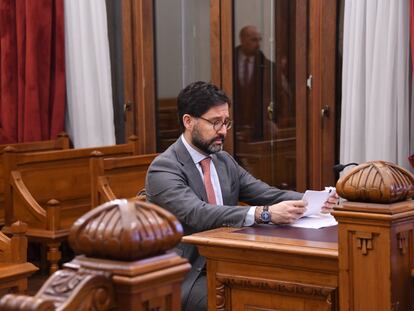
[216,274,337,310]
[356,231,373,255]
[0,269,115,311]
[397,231,409,255]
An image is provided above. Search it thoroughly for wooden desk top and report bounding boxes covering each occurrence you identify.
[182,224,338,258]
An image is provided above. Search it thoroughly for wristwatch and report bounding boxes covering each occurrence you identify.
[260,205,271,224]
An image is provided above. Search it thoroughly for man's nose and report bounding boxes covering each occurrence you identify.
[217,124,227,135]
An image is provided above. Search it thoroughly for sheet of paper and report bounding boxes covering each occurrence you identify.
[302,190,330,217]
[290,214,337,229]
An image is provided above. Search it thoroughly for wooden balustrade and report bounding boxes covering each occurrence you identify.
[0,199,190,311]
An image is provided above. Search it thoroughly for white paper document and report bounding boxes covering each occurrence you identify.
[302,190,330,217]
[290,188,338,229]
[290,214,337,229]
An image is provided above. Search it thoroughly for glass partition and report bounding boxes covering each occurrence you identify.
[234,0,297,189]
[154,0,211,151]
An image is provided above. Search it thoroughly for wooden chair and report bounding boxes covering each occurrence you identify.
[2,136,139,273]
[0,133,70,226]
[0,200,189,311]
[90,153,158,207]
[0,221,38,295]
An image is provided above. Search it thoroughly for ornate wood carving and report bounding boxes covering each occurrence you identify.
[397,231,409,255]
[0,295,55,311]
[355,231,373,255]
[69,199,183,261]
[216,280,226,311]
[336,161,414,203]
[0,269,114,311]
[0,199,188,310]
[216,274,336,304]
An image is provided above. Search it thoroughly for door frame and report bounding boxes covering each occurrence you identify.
[122,0,156,154]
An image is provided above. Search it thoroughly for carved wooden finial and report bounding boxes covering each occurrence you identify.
[1,145,17,154]
[336,161,414,203]
[46,199,60,206]
[10,221,28,235]
[68,199,183,261]
[90,150,104,157]
[127,135,139,142]
[57,132,69,138]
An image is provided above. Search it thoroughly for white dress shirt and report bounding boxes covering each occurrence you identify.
[181,135,256,226]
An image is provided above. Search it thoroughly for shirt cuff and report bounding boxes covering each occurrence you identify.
[243,206,256,226]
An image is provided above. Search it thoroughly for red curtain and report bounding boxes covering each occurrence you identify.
[0,0,65,143]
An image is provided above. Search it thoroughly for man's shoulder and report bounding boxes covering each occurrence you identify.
[150,142,177,164]
[148,139,186,170]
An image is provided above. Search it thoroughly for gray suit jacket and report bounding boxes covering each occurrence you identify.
[146,138,302,234]
[145,138,303,307]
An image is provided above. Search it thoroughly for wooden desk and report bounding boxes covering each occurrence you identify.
[183,225,339,311]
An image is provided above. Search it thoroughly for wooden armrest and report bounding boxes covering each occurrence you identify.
[96,176,117,204]
[10,171,46,223]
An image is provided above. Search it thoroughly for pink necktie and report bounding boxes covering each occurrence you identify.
[199,157,217,204]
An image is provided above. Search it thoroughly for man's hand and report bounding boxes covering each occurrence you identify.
[321,193,339,214]
[268,200,307,224]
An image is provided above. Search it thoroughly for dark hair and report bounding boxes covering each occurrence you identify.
[177,81,231,131]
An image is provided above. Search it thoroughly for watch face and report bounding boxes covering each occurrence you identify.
[261,211,271,223]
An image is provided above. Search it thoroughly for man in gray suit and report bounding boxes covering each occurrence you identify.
[146,81,336,311]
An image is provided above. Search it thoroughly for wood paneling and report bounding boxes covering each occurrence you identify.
[122,0,156,154]
[183,226,338,310]
[307,0,337,189]
[220,0,234,155]
[333,200,414,310]
[295,0,308,192]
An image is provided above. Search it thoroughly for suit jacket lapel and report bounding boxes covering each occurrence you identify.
[174,138,208,202]
[211,153,232,205]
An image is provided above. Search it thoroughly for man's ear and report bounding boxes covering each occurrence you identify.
[182,114,193,130]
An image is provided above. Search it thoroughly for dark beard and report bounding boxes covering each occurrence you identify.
[192,128,225,154]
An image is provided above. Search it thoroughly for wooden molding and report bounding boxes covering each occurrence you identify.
[397,231,409,255]
[355,231,374,256]
[216,273,337,306]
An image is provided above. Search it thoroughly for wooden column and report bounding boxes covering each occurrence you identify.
[333,200,414,310]
[333,160,414,310]
[65,253,189,311]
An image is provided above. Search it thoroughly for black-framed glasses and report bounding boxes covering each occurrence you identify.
[198,116,233,131]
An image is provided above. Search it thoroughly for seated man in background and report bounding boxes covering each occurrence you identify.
[145,81,337,311]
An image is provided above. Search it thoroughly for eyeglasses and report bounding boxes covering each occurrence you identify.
[198,116,233,131]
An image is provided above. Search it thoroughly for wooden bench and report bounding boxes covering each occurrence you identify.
[0,221,38,295]
[0,133,70,226]
[2,136,139,273]
[90,153,158,207]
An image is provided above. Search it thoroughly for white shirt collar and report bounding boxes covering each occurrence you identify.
[181,134,207,164]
